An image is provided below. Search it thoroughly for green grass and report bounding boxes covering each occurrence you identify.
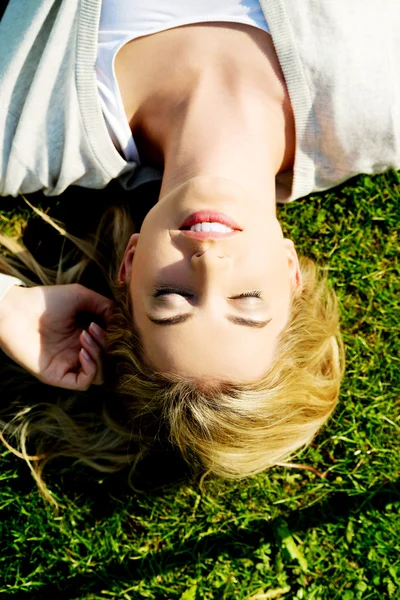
[0,171,399,599]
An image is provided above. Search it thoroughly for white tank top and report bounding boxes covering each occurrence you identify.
[96,1,270,163]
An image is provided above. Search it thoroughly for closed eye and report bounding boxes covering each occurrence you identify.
[153,286,193,298]
[229,290,263,300]
[153,288,263,300]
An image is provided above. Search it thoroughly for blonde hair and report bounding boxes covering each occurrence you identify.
[0,200,344,505]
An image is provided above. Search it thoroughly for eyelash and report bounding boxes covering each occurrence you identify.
[232,290,262,299]
[153,287,262,299]
[154,286,193,298]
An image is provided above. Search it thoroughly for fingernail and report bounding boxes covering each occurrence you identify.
[82,330,93,345]
[89,322,102,337]
[81,348,90,361]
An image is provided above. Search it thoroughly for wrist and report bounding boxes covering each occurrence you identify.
[0,275,26,302]
[0,284,25,340]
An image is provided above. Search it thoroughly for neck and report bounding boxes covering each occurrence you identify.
[117,24,295,214]
[160,75,291,212]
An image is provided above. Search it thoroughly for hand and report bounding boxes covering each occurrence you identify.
[0,284,114,391]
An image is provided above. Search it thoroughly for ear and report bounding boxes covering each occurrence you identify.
[283,238,303,295]
[117,233,140,285]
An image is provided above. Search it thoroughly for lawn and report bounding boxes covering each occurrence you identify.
[0,171,399,599]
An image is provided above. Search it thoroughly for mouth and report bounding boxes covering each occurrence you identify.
[179,211,242,239]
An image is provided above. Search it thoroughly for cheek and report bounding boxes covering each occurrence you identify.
[252,242,288,281]
[261,251,291,310]
[131,240,182,294]
[132,242,164,276]
[130,253,156,301]
[272,273,292,328]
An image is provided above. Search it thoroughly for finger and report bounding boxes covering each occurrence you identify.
[80,330,104,385]
[80,330,102,362]
[88,321,107,350]
[75,285,115,324]
[58,348,97,391]
[78,347,100,388]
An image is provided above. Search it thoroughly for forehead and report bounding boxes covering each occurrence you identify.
[140,314,283,382]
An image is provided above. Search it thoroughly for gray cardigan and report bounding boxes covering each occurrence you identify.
[1,0,399,202]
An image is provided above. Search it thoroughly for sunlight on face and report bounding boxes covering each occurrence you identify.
[120,177,302,382]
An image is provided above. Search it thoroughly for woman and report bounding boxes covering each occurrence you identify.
[0,0,398,499]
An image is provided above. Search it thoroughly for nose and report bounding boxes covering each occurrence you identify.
[190,248,230,271]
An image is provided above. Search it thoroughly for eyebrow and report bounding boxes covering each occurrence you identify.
[147,314,272,328]
[227,316,272,329]
[148,313,193,326]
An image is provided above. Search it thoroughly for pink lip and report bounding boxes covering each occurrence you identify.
[179,211,242,231]
[181,230,238,240]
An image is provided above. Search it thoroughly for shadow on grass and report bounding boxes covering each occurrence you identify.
[19,479,399,600]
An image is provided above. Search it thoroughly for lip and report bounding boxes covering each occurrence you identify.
[179,211,242,231]
[180,230,238,240]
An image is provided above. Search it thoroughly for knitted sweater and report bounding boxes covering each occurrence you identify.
[1,0,399,202]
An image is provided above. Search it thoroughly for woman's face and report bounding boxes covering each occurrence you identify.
[119,178,302,383]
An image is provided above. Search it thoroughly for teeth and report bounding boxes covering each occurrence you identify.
[190,222,234,232]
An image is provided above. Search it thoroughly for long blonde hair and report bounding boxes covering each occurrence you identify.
[0,199,344,505]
